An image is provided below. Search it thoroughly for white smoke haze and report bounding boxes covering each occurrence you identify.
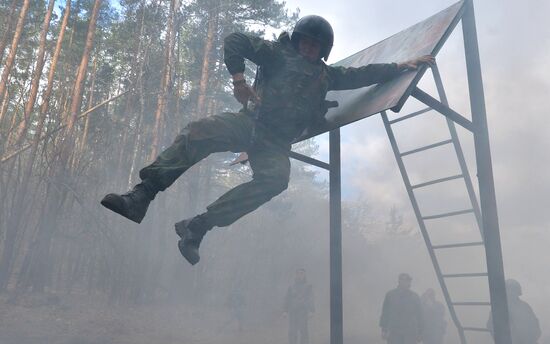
[285,0,550,342]
[1,0,547,343]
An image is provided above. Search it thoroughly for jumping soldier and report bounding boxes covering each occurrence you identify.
[101,15,434,265]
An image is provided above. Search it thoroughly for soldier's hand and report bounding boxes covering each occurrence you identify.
[381,329,388,340]
[397,55,435,71]
[232,74,260,106]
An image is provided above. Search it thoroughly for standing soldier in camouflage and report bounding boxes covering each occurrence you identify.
[487,279,541,344]
[101,15,434,265]
[421,288,446,344]
[283,268,314,344]
[379,273,423,344]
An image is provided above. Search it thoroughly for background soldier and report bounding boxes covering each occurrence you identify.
[225,288,246,333]
[421,288,446,344]
[283,268,314,344]
[487,279,541,344]
[379,273,423,344]
[101,15,434,265]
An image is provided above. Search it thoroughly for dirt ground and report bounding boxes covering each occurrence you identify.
[0,293,331,344]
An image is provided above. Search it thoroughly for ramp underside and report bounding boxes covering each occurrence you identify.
[298,1,465,141]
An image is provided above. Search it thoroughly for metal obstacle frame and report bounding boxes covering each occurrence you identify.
[289,1,512,343]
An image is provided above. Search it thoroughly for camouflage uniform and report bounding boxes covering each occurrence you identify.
[139,32,401,229]
[380,288,423,344]
[284,280,314,344]
[487,297,541,344]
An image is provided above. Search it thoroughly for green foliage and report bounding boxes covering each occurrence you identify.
[0,0,331,304]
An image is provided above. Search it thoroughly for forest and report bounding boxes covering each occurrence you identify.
[0,1,441,343]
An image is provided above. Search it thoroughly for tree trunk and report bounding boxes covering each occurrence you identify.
[77,56,97,156]
[195,5,219,119]
[127,0,147,187]
[0,0,30,105]
[0,1,71,292]
[14,0,56,146]
[185,3,219,214]
[65,0,102,137]
[0,0,19,66]
[12,0,94,293]
[0,86,9,134]
[149,0,178,160]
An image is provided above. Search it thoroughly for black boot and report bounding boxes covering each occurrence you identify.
[100,181,158,224]
[175,216,212,265]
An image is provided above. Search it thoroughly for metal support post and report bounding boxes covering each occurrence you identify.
[462,1,511,342]
[329,129,343,344]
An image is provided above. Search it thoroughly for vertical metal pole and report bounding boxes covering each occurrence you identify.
[329,129,343,344]
[462,1,511,343]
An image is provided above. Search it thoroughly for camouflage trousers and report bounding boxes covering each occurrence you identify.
[139,112,291,228]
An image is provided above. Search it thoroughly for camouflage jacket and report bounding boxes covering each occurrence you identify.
[284,282,314,315]
[380,288,423,336]
[224,32,401,141]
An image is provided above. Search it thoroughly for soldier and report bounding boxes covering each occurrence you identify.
[283,268,314,344]
[225,288,246,333]
[487,279,541,344]
[420,288,446,344]
[101,15,434,265]
[379,273,423,344]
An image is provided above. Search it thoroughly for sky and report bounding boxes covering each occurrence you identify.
[280,0,550,337]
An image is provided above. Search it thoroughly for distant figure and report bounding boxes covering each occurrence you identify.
[226,289,246,332]
[487,279,541,344]
[421,288,446,344]
[379,273,423,344]
[283,268,314,344]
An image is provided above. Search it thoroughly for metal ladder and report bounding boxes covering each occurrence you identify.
[381,65,492,344]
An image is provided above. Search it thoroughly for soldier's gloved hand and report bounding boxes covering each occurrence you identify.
[232,73,260,106]
[397,55,435,71]
[381,329,389,340]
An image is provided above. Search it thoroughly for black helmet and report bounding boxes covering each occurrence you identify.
[291,15,334,61]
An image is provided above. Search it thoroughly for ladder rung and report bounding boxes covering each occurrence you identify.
[453,302,491,306]
[442,272,488,278]
[412,174,463,189]
[400,139,453,156]
[462,327,491,333]
[389,107,431,124]
[422,209,474,220]
[432,241,484,249]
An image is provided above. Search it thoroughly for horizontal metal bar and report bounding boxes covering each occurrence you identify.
[412,174,463,189]
[289,151,330,171]
[400,139,453,157]
[412,87,475,132]
[452,302,491,306]
[462,327,491,333]
[388,107,431,124]
[442,272,488,278]
[432,241,484,249]
[422,209,474,220]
